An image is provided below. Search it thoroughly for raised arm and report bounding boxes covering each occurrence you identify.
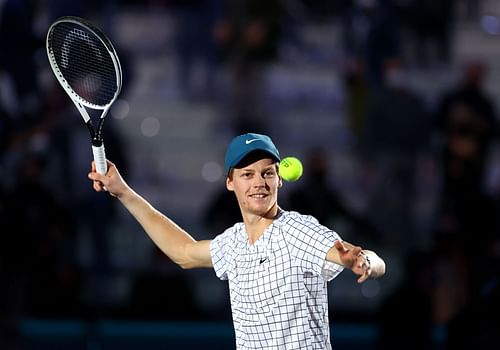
[88,160,213,269]
[327,240,385,283]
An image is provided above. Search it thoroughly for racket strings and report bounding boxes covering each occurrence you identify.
[49,22,119,107]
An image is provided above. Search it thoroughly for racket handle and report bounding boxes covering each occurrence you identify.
[92,144,107,175]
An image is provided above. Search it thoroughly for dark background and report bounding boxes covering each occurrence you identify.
[1,0,499,349]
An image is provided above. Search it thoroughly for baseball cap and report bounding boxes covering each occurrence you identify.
[224,133,280,174]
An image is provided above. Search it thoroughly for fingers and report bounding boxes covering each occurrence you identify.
[88,169,106,183]
[356,252,372,283]
[335,241,366,273]
[335,241,363,256]
[89,160,109,192]
[89,172,106,192]
[357,270,370,283]
[88,160,125,197]
[334,240,348,253]
[351,246,362,256]
[92,179,105,192]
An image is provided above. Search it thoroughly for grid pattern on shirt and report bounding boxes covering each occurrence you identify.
[210,210,344,350]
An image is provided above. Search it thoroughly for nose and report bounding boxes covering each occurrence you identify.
[252,174,268,187]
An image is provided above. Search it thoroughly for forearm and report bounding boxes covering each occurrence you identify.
[117,187,201,268]
[327,240,356,265]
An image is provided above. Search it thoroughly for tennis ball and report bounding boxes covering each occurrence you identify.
[279,157,303,182]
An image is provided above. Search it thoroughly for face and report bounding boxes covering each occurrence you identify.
[226,157,282,218]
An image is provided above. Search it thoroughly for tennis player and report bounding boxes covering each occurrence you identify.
[88,133,385,349]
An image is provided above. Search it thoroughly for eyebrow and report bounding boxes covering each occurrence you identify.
[240,164,277,172]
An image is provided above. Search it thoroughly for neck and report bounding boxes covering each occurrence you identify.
[243,204,280,244]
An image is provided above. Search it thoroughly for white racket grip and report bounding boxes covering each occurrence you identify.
[92,144,107,175]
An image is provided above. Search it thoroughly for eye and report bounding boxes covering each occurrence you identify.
[264,170,275,178]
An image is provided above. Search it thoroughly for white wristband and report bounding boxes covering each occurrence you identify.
[364,250,386,278]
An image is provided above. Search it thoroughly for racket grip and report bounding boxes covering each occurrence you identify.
[92,144,107,175]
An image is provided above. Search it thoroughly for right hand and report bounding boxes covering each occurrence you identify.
[88,160,128,198]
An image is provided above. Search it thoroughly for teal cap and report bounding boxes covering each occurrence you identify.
[224,133,280,174]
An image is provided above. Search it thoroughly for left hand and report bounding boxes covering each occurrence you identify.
[334,240,373,283]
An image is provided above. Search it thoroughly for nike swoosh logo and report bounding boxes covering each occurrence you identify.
[259,257,268,264]
[245,139,259,144]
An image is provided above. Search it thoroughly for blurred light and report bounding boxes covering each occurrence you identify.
[480,15,500,35]
[360,279,380,298]
[30,132,50,153]
[140,117,160,137]
[201,161,223,182]
[111,99,130,119]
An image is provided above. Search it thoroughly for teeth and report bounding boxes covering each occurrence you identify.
[251,194,266,198]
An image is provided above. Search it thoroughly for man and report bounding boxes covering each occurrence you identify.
[88,133,386,349]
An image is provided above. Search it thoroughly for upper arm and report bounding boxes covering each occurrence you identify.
[285,217,342,275]
[182,240,213,269]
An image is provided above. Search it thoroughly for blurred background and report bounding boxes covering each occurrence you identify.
[1,0,500,349]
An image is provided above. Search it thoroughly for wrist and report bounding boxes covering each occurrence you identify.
[363,250,386,278]
[116,185,135,201]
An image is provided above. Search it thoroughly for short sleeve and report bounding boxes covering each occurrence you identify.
[210,226,237,280]
[283,213,344,279]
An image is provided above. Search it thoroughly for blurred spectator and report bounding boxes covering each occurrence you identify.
[458,0,481,21]
[411,0,456,66]
[0,106,13,161]
[215,0,285,133]
[0,152,79,348]
[429,60,500,346]
[446,273,500,348]
[434,60,497,176]
[171,0,226,100]
[297,0,343,20]
[53,106,128,309]
[432,210,500,348]
[126,247,198,321]
[8,76,129,313]
[203,187,242,235]
[286,147,378,244]
[0,0,42,127]
[360,57,431,251]
[432,60,498,254]
[376,251,435,350]
[339,0,400,87]
[342,58,372,144]
[393,0,457,66]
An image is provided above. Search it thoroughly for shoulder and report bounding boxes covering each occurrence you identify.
[276,210,324,234]
[276,209,342,243]
[212,222,244,248]
[278,209,320,225]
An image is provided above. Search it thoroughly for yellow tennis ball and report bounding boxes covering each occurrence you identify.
[279,156,303,182]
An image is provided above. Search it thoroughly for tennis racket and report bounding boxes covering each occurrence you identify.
[46,16,122,175]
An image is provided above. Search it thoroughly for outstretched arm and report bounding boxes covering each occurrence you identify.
[88,160,213,269]
[327,240,385,283]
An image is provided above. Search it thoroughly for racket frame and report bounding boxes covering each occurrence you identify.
[46,16,122,175]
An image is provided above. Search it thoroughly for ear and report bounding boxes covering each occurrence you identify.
[276,163,283,188]
[226,176,234,191]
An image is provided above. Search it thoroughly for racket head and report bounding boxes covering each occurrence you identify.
[46,16,122,111]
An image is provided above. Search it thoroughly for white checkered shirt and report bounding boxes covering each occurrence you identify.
[210,209,344,349]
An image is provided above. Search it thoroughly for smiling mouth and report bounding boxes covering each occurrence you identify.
[249,193,268,199]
